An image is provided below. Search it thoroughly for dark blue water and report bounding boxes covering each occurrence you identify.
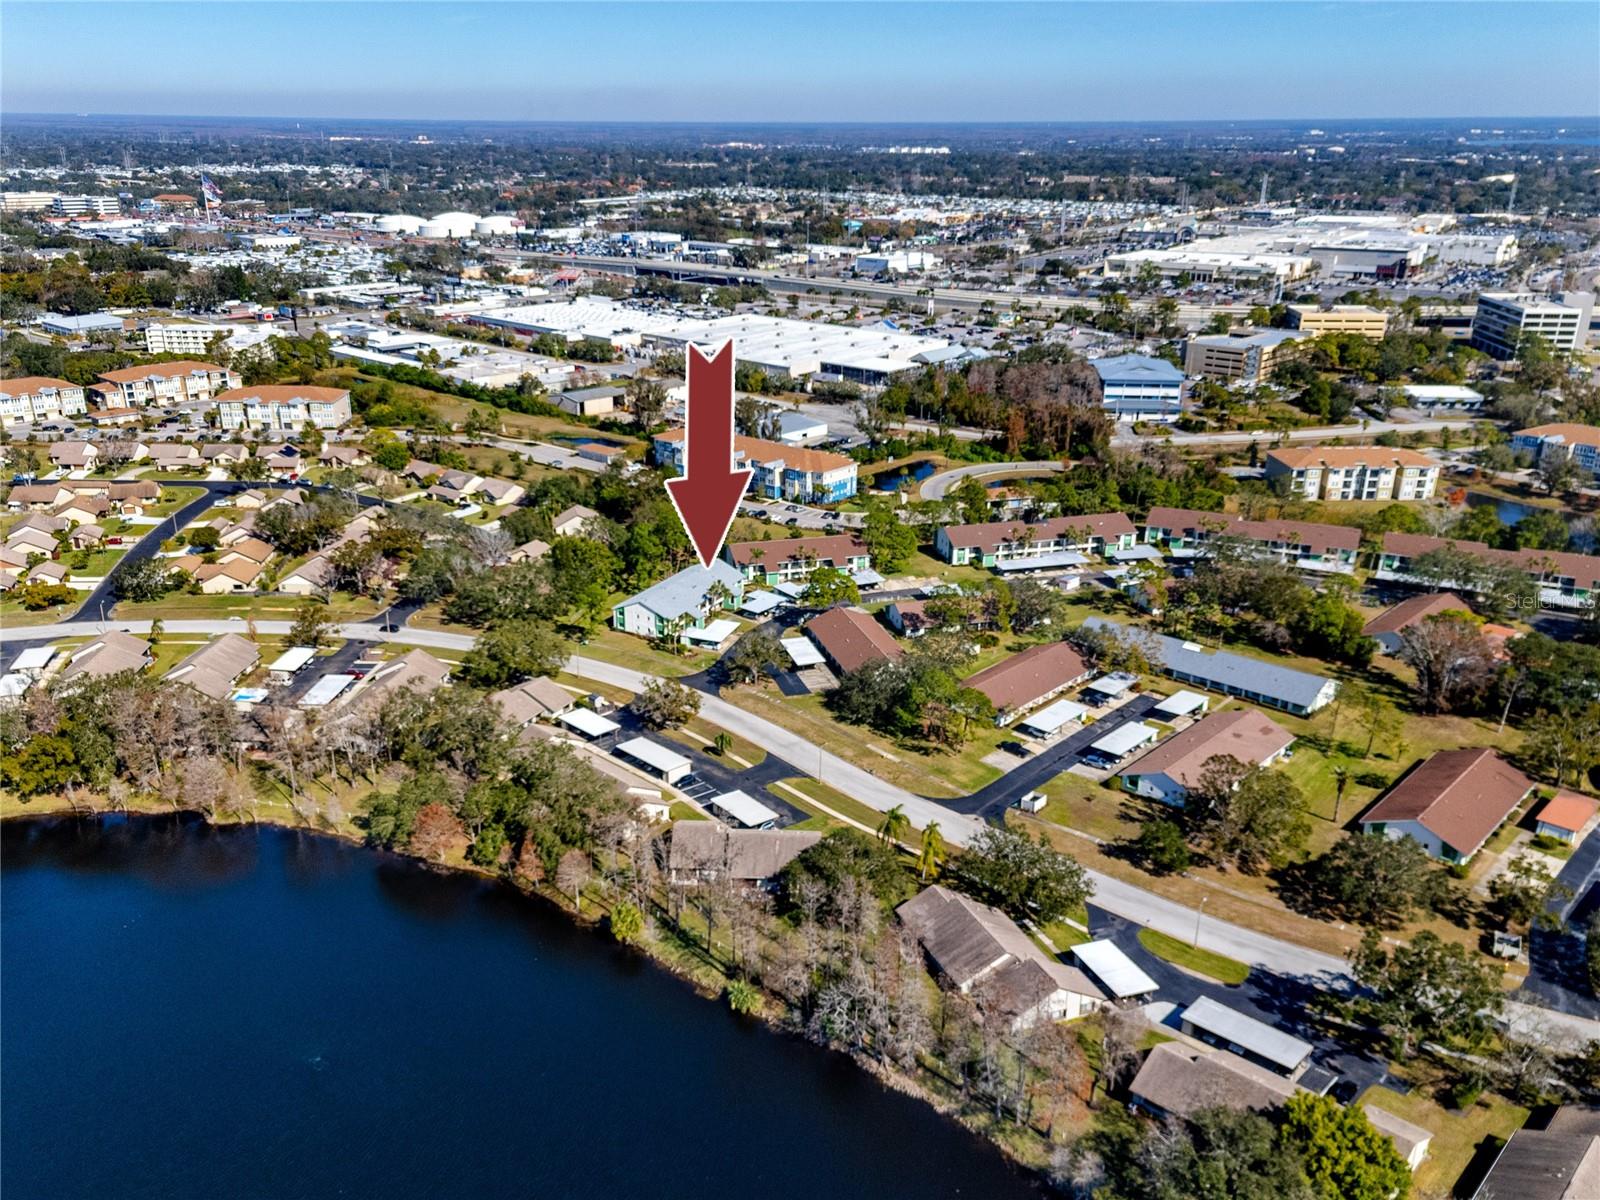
[2,816,1039,1200]
[877,459,937,490]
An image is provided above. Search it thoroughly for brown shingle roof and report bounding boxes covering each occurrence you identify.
[1381,532,1600,592]
[805,606,902,673]
[667,822,821,880]
[1122,708,1294,790]
[1145,506,1361,554]
[724,533,868,569]
[98,361,226,384]
[1268,446,1440,469]
[1363,592,1474,637]
[1361,748,1533,856]
[163,633,260,700]
[214,385,349,405]
[1129,1042,1297,1120]
[940,512,1137,553]
[0,375,78,395]
[963,641,1089,713]
[1515,423,1600,448]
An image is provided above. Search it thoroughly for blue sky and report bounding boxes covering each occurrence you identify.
[4,2,1597,122]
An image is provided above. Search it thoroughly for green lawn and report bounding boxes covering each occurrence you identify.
[1359,1082,1528,1198]
[668,802,709,822]
[1137,927,1251,985]
[114,591,384,622]
[64,547,130,576]
[768,775,926,850]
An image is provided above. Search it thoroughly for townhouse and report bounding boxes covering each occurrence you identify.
[653,428,858,503]
[722,534,872,586]
[1142,506,1361,574]
[935,513,1138,569]
[0,376,88,426]
[1375,531,1600,610]
[94,361,239,409]
[215,385,353,431]
[1264,446,1441,501]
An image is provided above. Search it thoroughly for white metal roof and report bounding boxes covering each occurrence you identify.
[1071,940,1159,998]
[559,708,621,737]
[994,550,1090,573]
[0,673,31,699]
[773,581,808,599]
[681,618,739,645]
[1018,699,1090,736]
[615,737,691,775]
[1181,996,1311,1072]
[708,789,781,828]
[10,646,55,672]
[1153,690,1208,718]
[782,638,825,667]
[1085,672,1139,698]
[299,674,355,708]
[740,590,782,615]
[268,646,318,674]
[1089,721,1159,758]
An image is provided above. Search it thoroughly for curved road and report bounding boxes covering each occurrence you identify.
[920,461,1067,501]
[7,614,1596,1045]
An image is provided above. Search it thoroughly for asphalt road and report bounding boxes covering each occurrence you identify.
[921,461,1067,501]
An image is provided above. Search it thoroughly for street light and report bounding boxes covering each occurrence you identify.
[1193,894,1209,948]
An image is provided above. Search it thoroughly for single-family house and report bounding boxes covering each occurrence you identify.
[1362,591,1475,654]
[489,677,576,727]
[276,555,333,595]
[667,822,822,887]
[67,523,104,550]
[194,558,263,593]
[163,634,260,700]
[59,630,152,682]
[552,504,600,537]
[509,539,551,564]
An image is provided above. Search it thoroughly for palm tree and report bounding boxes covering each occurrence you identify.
[877,804,910,846]
[918,823,946,882]
[1331,762,1352,825]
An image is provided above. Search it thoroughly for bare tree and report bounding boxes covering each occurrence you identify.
[556,848,592,912]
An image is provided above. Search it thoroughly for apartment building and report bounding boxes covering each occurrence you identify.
[1469,291,1593,359]
[653,429,858,503]
[1511,423,1600,478]
[51,195,119,218]
[935,513,1139,569]
[95,361,240,409]
[142,323,233,356]
[723,534,872,585]
[1285,304,1390,339]
[1265,446,1441,501]
[1375,532,1600,610]
[1183,328,1311,384]
[0,376,88,426]
[1142,507,1361,574]
[216,385,353,431]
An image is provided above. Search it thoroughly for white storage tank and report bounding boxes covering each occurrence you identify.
[419,211,477,239]
[474,215,518,237]
[373,213,425,235]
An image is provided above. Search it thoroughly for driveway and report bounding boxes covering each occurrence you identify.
[948,694,1161,818]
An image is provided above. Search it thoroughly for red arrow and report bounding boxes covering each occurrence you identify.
[664,340,753,568]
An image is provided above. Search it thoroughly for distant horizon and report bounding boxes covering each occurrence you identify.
[4,2,1596,123]
[7,112,1598,126]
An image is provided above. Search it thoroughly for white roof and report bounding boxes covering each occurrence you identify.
[1401,384,1483,400]
[1090,721,1159,757]
[10,646,55,672]
[782,638,825,667]
[681,618,740,645]
[851,568,886,587]
[708,789,781,828]
[1181,996,1312,1072]
[1086,672,1139,698]
[1153,690,1208,718]
[299,674,356,708]
[773,581,808,599]
[560,708,621,737]
[1018,699,1090,736]
[740,590,782,615]
[268,646,318,674]
[1071,940,1159,998]
[0,673,31,699]
[615,737,691,775]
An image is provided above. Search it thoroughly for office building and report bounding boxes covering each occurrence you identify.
[1285,304,1390,339]
[1090,354,1186,423]
[215,385,353,431]
[1184,328,1311,384]
[0,376,88,426]
[1470,291,1592,359]
[142,323,234,356]
[1265,446,1440,501]
[50,195,120,218]
[0,191,58,212]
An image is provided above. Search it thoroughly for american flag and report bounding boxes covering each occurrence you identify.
[200,173,223,205]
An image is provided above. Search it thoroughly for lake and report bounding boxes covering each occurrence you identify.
[1,816,1041,1200]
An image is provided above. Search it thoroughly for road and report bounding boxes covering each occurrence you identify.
[921,461,1067,501]
[7,613,1598,1046]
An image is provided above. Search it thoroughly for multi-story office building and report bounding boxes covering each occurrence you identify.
[1090,354,1186,423]
[143,323,233,356]
[1511,423,1600,478]
[0,376,89,426]
[1183,328,1311,384]
[1470,291,1593,359]
[95,361,240,408]
[1265,446,1441,501]
[1286,304,1390,339]
[50,195,120,218]
[0,191,59,212]
[215,385,353,431]
[653,429,858,503]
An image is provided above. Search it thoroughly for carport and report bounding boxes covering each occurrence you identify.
[614,737,693,785]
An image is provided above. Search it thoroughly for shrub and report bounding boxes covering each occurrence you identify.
[726,979,762,1016]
